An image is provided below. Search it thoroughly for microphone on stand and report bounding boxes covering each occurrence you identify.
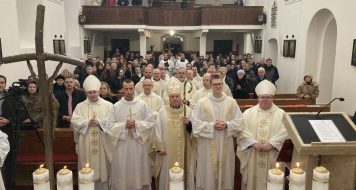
[315,97,344,119]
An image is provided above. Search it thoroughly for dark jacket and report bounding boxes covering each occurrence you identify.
[233,76,254,99]
[101,95,118,105]
[55,89,86,128]
[264,65,279,84]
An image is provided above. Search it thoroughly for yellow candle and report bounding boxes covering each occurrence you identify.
[79,163,93,174]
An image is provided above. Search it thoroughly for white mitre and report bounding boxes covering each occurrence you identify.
[255,80,276,96]
[166,77,182,96]
[83,75,101,92]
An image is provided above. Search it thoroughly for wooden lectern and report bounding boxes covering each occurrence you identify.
[283,112,356,190]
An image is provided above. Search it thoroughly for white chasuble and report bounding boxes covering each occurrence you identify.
[192,93,244,190]
[154,105,195,190]
[236,104,289,190]
[71,97,114,189]
[137,92,164,119]
[108,97,155,190]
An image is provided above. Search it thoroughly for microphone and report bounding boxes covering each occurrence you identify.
[315,97,344,119]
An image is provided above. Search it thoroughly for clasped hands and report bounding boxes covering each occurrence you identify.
[125,118,135,128]
[214,120,227,130]
[89,117,99,126]
[252,142,273,152]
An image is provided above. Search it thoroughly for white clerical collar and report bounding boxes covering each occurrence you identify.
[207,92,227,102]
[85,96,103,105]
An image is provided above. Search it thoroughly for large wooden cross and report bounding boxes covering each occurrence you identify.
[0,5,84,190]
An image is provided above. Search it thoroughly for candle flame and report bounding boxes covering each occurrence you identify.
[174,162,179,167]
[39,164,44,169]
[296,162,300,168]
[85,163,90,168]
[276,162,280,169]
[63,165,67,169]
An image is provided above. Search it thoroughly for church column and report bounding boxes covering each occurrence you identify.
[244,33,253,54]
[199,29,208,57]
[138,29,147,57]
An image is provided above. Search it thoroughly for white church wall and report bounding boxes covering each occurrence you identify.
[262,0,356,114]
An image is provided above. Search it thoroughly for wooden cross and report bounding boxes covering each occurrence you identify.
[0,5,84,190]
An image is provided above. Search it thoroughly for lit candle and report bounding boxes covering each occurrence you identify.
[267,162,284,190]
[57,166,73,190]
[169,162,184,190]
[289,162,306,190]
[33,164,50,190]
[78,163,94,190]
[312,166,329,190]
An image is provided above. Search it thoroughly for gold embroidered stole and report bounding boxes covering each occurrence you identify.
[87,104,101,180]
[255,111,270,189]
[201,98,233,190]
[165,106,186,171]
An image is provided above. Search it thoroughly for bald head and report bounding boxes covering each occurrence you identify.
[144,66,153,79]
[153,69,161,81]
[202,73,211,89]
[142,79,153,95]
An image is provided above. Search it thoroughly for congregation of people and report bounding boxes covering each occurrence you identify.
[0,50,321,190]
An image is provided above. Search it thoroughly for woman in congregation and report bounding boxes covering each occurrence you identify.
[100,82,118,104]
[20,81,59,128]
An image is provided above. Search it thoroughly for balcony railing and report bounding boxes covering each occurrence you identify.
[81,6,263,26]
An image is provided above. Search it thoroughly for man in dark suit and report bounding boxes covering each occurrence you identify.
[0,75,18,190]
[55,76,86,128]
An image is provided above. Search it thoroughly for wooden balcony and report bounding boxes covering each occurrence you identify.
[81,6,263,26]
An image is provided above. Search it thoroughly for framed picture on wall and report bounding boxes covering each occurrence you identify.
[289,40,296,58]
[53,40,60,54]
[352,39,356,66]
[254,40,262,53]
[59,39,66,55]
[283,40,289,57]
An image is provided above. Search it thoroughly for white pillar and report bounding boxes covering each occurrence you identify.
[199,29,208,57]
[138,29,147,57]
[244,33,253,54]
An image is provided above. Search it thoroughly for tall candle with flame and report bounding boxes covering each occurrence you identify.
[78,163,94,190]
[169,162,184,190]
[289,162,306,190]
[267,162,284,190]
[33,164,50,190]
[57,166,73,190]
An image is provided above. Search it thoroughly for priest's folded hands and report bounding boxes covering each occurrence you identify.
[214,120,227,130]
[88,118,99,126]
[125,118,136,128]
[252,142,273,152]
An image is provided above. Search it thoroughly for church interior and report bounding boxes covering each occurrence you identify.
[0,0,356,189]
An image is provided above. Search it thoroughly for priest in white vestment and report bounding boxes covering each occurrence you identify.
[192,74,245,190]
[0,131,9,190]
[71,75,114,190]
[190,73,212,109]
[137,79,164,119]
[236,80,289,190]
[108,79,155,190]
[154,77,195,190]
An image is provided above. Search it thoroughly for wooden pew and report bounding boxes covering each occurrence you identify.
[239,104,330,113]
[16,128,77,185]
[237,98,313,106]
[274,94,298,99]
